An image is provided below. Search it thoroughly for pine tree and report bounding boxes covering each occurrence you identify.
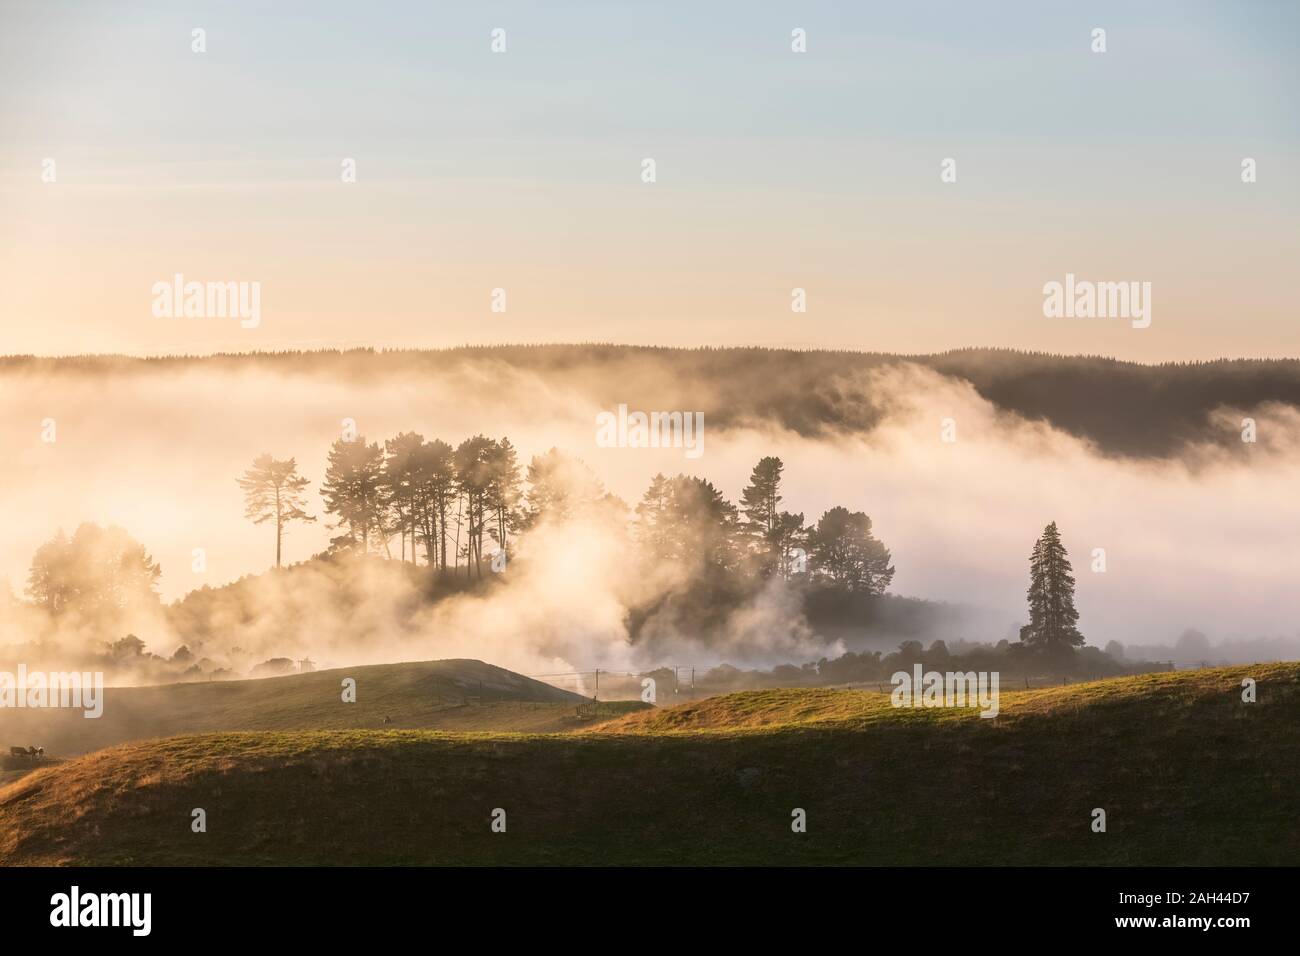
[453,435,497,578]
[522,448,607,527]
[739,456,784,575]
[237,454,315,568]
[807,507,894,594]
[773,510,807,578]
[644,475,742,572]
[1023,521,1083,649]
[635,473,673,562]
[320,439,387,554]
[417,438,456,570]
[382,432,426,563]
[485,436,522,558]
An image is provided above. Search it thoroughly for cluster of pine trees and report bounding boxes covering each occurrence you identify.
[17,452,1087,670]
[21,445,1084,658]
[237,442,897,595]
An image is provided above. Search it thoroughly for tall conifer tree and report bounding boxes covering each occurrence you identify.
[1024,521,1083,649]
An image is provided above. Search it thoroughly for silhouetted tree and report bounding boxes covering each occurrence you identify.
[321,438,389,553]
[236,454,315,568]
[634,473,674,562]
[26,523,161,616]
[454,435,497,577]
[108,633,148,659]
[523,448,608,527]
[773,511,807,579]
[663,475,742,572]
[485,436,523,559]
[382,433,426,563]
[421,438,456,570]
[1174,628,1211,662]
[807,507,894,594]
[1023,521,1083,649]
[740,456,784,575]
[26,529,72,614]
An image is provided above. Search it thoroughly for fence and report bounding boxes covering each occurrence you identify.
[527,667,707,702]
[530,660,1196,701]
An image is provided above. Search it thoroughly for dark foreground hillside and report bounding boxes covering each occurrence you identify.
[1,664,1295,866]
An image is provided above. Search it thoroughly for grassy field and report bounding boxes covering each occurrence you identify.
[1,663,1296,866]
[0,659,620,760]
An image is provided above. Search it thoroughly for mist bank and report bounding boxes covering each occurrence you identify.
[5,345,1299,458]
[2,347,1298,679]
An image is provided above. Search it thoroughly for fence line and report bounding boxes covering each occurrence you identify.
[530,659,1190,700]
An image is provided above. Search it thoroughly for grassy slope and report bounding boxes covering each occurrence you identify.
[0,659,607,761]
[1,664,1296,866]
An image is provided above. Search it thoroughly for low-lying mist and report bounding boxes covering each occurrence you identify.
[2,348,1297,683]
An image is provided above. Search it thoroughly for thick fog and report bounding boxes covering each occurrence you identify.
[2,354,1297,680]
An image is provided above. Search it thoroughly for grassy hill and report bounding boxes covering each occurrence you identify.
[1,659,608,761]
[2,663,1296,866]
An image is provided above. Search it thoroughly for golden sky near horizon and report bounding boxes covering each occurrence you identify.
[1,1,1296,360]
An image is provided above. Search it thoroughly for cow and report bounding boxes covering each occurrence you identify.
[8,746,44,760]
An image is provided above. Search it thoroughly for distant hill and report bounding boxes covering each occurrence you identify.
[1,659,602,760]
[3,345,1296,457]
[3,663,1295,865]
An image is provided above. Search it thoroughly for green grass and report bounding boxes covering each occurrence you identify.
[1,659,617,760]
[2,663,1296,866]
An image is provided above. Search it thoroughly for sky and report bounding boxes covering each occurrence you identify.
[0,0,1297,360]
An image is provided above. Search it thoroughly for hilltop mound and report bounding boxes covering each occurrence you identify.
[2,659,588,759]
[2,664,1296,866]
[593,665,1285,733]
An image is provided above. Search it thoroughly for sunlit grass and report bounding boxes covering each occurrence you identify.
[2,663,1295,866]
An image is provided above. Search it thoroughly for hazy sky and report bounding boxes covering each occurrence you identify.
[1,0,1296,359]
